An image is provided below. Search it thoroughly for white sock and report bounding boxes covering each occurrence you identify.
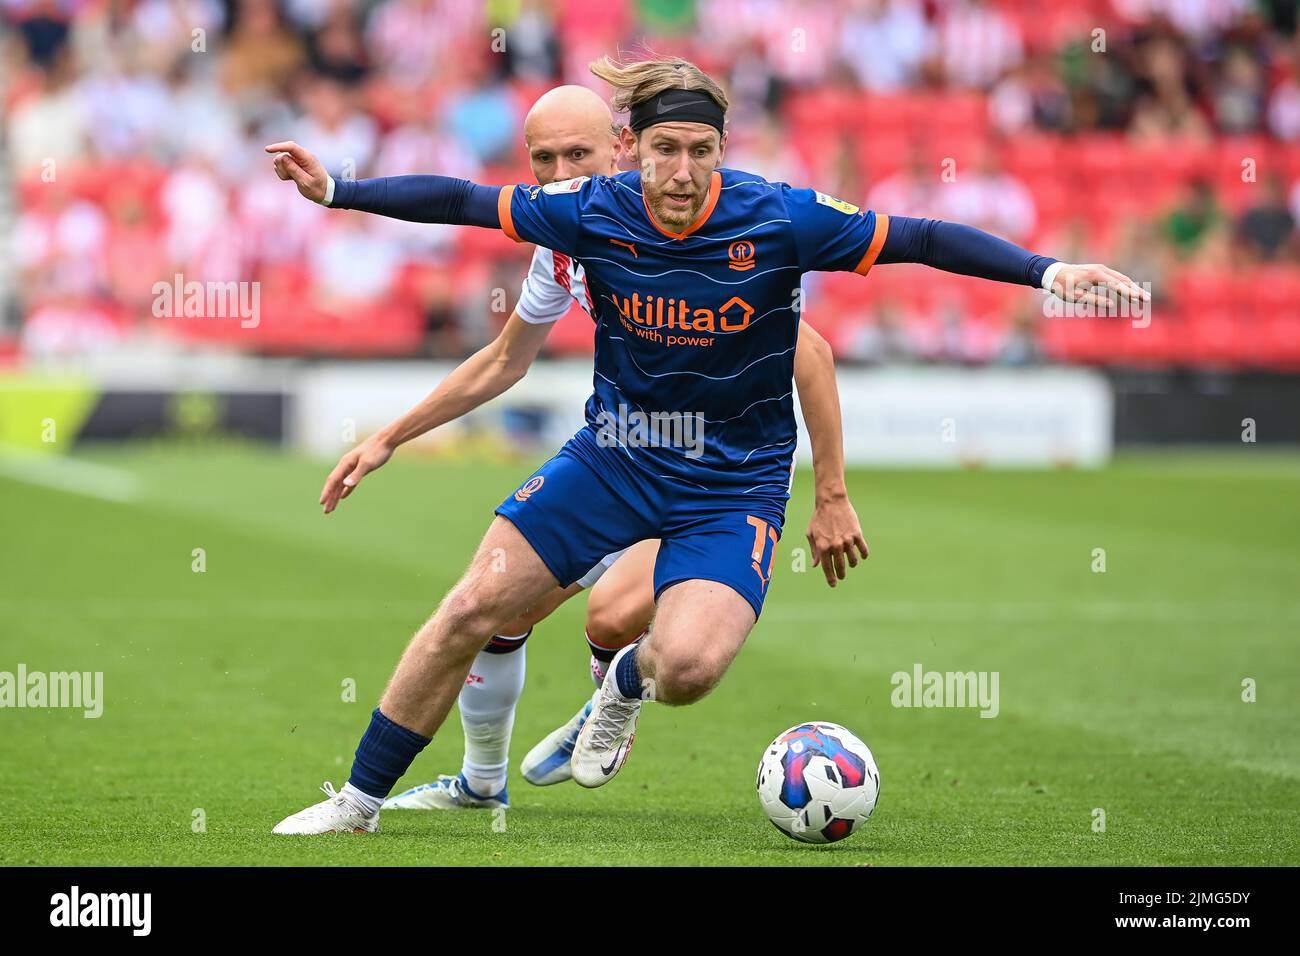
[590,654,607,688]
[340,781,383,816]
[459,638,527,796]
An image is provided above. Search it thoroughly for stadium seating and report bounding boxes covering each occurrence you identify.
[5,0,1297,371]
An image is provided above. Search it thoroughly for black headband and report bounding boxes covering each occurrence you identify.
[629,88,725,136]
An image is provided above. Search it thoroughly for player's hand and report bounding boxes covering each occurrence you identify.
[264,141,329,203]
[320,436,395,514]
[1048,263,1150,311]
[806,491,869,588]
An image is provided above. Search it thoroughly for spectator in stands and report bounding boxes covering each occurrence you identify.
[990,57,1071,136]
[1129,35,1212,143]
[5,0,1300,367]
[364,0,483,85]
[935,0,1023,90]
[307,4,370,85]
[1161,178,1226,260]
[1238,174,1297,262]
[841,300,915,365]
[491,0,562,82]
[8,0,71,68]
[722,36,783,127]
[7,51,86,176]
[837,0,930,93]
[722,114,810,186]
[1212,45,1266,134]
[1267,41,1300,140]
[1112,215,1173,303]
[867,147,940,219]
[104,184,168,315]
[1066,32,1138,132]
[997,304,1041,367]
[21,295,124,358]
[936,146,1037,244]
[79,52,172,163]
[290,72,379,179]
[1120,0,1252,44]
[159,57,245,169]
[222,0,308,99]
[309,212,401,308]
[124,0,227,76]
[443,78,522,165]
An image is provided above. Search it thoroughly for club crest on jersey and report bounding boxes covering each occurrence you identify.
[540,176,589,196]
[814,191,859,215]
[514,475,544,501]
[728,240,756,271]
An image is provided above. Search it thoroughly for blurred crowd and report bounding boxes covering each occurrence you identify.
[4,0,1300,367]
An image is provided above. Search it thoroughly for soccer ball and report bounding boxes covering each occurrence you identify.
[756,721,880,844]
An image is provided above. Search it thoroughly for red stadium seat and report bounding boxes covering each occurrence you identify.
[1001,136,1061,181]
[1252,267,1300,322]
[1258,313,1300,370]
[1172,270,1234,312]
[1186,308,1245,368]
[1116,312,1179,367]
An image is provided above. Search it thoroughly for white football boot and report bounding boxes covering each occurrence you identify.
[571,647,642,788]
[382,773,508,810]
[520,697,593,786]
[272,782,379,835]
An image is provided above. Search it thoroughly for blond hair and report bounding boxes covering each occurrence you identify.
[589,54,729,117]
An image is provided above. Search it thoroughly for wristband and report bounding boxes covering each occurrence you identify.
[1041,261,1065,293]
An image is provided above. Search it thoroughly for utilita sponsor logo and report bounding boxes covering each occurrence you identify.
[610,292,755,346]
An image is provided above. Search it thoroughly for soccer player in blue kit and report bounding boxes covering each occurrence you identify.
[268,55,1146,834]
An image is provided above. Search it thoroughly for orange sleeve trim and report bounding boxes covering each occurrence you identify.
[498,185,521,242]
[853,212,890,275]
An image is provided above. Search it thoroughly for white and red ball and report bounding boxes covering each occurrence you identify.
[757,721,880,844]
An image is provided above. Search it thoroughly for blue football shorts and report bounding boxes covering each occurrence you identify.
[494,427,786,618]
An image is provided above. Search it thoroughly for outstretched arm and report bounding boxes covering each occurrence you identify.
[319,312,553,513]
[793,320,869,587]
[266,141,502,227]
[877,215,1149,310]
[266,140,583,252]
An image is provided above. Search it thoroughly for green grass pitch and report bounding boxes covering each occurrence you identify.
[1,444,1297,866]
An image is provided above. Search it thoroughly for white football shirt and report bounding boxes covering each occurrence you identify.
[514,246,594,324]
[514,245,621,585]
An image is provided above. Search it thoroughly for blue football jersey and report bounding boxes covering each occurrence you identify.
[500,168,888,495]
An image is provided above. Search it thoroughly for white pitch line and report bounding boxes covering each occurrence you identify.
[0,450,140,502]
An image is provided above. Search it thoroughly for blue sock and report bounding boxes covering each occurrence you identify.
[348,708,432,799]
[614,645,642,700]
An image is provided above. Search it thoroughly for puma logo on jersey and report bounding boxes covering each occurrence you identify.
[610,238,638,258]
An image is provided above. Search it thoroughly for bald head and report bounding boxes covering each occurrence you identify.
[525,85,612,136]
[523,85,621,186]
